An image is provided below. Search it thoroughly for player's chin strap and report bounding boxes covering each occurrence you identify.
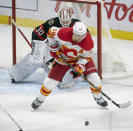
[59,54,131,109]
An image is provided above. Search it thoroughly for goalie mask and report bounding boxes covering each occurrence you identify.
[59,8,72,27]
[73,22,87,42]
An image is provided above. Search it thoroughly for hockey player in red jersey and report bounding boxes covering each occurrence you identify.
[8,8,81,88]
[31,22,108,109]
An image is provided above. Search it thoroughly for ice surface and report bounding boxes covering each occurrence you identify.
[0,24,133,131]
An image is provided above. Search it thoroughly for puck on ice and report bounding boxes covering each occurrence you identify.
[85,121,89,126]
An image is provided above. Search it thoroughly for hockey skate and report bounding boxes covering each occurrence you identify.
[31,98,44,109]
[94,96,108,107]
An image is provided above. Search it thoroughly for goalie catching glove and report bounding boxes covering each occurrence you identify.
[71,64,85,78]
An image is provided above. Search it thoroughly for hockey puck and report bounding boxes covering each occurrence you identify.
[85,121,89,126]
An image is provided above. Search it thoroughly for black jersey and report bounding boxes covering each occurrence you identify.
[32,17,80,41]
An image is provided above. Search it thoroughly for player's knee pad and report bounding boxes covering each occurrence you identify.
[87,72,101,87]
[8,53,41,82]
[86,72,101,93]
[40,77,59,96]
[43,77,59,91]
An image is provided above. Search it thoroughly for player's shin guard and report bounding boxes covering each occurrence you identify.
[31,84,52,109]
[90,86,108,107]
[87,73,108,107]
[31,78,59,109]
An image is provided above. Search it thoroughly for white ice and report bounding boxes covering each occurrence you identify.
[0,24,133,131]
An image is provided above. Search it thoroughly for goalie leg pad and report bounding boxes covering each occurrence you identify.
[8,53,41,82]
[58,69,75,89]
[31,40,47,64]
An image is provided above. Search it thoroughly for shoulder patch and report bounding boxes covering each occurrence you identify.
[48,19,54,25]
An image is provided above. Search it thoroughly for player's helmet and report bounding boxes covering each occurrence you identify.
[73,22,87,42]
[73,22,87,35]
[59,8,72,27]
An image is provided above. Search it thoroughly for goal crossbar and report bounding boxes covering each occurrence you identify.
[51,0,104,4]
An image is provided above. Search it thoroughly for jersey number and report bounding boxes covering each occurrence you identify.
[36,27,44,36]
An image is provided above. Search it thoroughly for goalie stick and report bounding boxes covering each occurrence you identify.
[12,19,51,77]
[42,58,55,73]
[0,105,23,131]
[12,19,32,48]
[59,54,131,108]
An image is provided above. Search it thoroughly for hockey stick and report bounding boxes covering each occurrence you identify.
[12,19,32,48]
[12,19,52,75]
[0,105,23,131]
[59,54,131,108]
[42,59,52,73]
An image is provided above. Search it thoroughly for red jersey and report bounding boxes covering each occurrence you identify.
[49,27,94,65]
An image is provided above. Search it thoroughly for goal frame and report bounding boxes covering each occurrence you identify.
[12,0,103,78]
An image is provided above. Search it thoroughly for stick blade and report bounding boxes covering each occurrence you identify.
[119,101,132,108]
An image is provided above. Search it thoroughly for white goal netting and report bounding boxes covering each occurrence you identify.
[13,0,133,79]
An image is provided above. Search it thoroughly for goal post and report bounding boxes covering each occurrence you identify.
[12,0,16,65]
[11,0,133,79]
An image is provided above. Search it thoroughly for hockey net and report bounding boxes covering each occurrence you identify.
[12,0,133,79]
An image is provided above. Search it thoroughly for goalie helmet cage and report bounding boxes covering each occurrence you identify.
[12,0,133,79]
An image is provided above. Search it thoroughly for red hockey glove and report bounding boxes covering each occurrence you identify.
[74,64,85,74]
[70,64,85,79]
[70,71,80,79]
